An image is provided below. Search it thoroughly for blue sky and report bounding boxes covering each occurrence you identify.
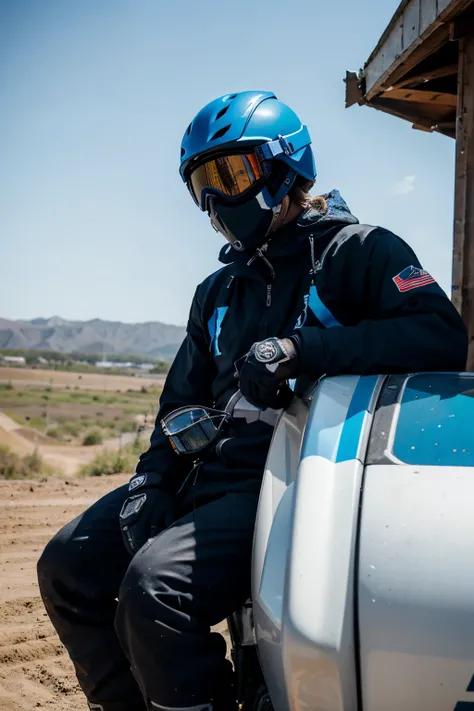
[1,0,456,326]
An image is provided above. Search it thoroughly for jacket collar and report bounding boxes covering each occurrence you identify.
[218,190,359,270]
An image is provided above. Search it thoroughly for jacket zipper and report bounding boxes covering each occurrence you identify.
[266,284,272,307]
[260,256,274,337]
[247,246,275,338]
[308,234,320,279]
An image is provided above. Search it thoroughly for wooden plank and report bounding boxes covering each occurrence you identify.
[412,121,435,130]
[404,0,421,48]
[433,120,457,136]
[366,23,450,99]
[365,19,404,94]
[374,94,455,119]
[420,0,438,34]
[393,63,458,87]
[364,0,472,98]
[345,71,364,108]
[452,25,474,370]
[364,0,424,69]
[381,87,458,106]
[438,0,455,11]
[369,96,446,126]
[431,124,457,136]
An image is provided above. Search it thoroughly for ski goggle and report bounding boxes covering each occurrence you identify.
[161,406,230,455]
[188,152,265,209]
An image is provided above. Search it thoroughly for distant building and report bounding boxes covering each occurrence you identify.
[1,355,26,365]
[95,360,156,370]
[95,360,144,369]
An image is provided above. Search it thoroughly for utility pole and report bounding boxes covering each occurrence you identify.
[452,19,474,370]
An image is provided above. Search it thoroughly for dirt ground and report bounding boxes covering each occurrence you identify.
[0,367,165,392]
[0,474,128,711]
[0,475,229,711]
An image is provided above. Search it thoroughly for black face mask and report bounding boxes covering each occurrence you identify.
[208,193,280,252]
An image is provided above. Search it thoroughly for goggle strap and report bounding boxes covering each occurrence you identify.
[272,169,298,205]
[257,124,311,161]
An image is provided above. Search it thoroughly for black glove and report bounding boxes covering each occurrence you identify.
[119,472,176,556]
[238,336,300,410]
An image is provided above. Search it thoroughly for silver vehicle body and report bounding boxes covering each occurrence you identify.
[252,373,474,711]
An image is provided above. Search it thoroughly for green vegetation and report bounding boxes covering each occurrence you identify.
[0,383,161,444]
[82,429,104,446]
[150,362,170,374]
[79,437,144,477]
[47,422,81,440]
[0,375,159,480]
[0,445,53,480]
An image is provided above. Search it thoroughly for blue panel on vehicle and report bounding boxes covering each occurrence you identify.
[302,376,378,463]
[393,374,474,467]
[336,375,378,462]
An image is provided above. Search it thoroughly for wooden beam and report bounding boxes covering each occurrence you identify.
[436,126,457,138]
[452,24,474,370]
[432,120,457,137]
[412,122,435,132]
[392,63,458,88]
[365,0,446,95]
[371,95,455,126]
[369,97,436,127]
[381,87,458,107]
[365,23,450,101]
[450,4,474,40]
[345,71,364,108]
[363,0,474,100]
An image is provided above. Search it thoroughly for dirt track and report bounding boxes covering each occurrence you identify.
[0,474,128,711]
[0,367,165,392]
[0,411,141,475]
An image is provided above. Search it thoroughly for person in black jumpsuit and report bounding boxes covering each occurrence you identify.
[37,91,467,711]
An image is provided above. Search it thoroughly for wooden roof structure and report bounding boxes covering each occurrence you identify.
[346,0,474,368]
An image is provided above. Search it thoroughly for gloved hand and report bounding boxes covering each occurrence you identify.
[119,472,176,556]
[238,336,300,410]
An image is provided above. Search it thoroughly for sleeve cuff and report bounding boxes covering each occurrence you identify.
[292,327,326,376]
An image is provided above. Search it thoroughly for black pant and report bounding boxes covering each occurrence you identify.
[37,481,260,711]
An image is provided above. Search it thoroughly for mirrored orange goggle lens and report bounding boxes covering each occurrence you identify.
[189,153,264,203]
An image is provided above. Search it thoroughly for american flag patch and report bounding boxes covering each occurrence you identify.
[393,265,436,293]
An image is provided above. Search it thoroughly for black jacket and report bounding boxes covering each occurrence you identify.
[137,191,467,491]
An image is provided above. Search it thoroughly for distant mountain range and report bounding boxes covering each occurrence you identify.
[0,317,186,358]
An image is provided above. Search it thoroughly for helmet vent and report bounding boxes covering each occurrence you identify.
[215,106,230,121]
[186,123,192,136]
[181,147,186,157]
[210,125,231,141]
[226,94,237,101]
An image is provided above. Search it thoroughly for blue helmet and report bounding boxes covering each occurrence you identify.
[179,91,317,252]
